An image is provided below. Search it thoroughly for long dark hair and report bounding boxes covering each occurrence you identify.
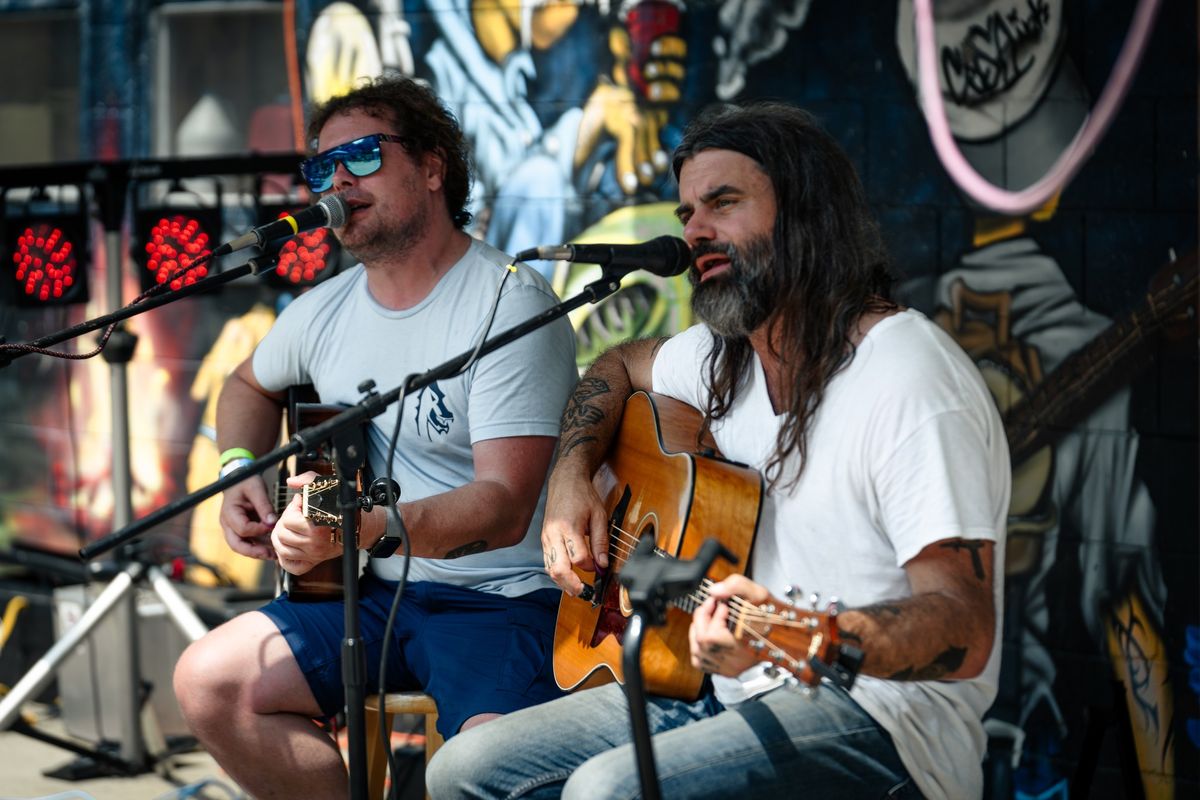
[306,75,473,229]
[672,102,895,490]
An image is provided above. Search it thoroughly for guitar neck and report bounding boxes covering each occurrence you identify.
[1005,258,1198,466]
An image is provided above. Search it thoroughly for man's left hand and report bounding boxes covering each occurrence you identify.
[688,575,769,677]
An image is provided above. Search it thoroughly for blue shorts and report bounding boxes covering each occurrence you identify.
[258,574,565,739]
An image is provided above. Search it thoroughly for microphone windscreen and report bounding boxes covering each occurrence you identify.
[320,194,348,228]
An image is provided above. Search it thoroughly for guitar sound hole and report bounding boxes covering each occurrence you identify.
[636,524,655,556]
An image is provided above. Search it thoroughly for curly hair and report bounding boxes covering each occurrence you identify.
[306,75,473,229]
[672,101,895,490]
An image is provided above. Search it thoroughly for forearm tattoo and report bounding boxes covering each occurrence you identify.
[444,540,487,559]
[941,540,986,580]
[887,647,967,681]
[558,377,611,458]
[853,602,970,680]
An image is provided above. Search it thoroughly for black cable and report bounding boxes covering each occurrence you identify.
[377,262,513,799]
[0,251,216,363]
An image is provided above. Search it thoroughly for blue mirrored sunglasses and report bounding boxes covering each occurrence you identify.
[299,133,408,193]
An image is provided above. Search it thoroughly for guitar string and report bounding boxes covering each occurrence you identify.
[600,522,760,616]
[599,522,814,674]
[600,521,816,628]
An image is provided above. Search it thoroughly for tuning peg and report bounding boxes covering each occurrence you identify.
[827,597,842,616]
[809,592,821,610]
[784,585,803,605]
[763,665,780,679]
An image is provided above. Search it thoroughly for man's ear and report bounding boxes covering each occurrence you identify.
[423,149,446,193]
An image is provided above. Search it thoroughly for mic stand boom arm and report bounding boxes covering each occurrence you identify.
[78,264,631,559]
[0,257,271,368]
[78,266,634,800]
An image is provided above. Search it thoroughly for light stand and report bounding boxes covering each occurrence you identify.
[618,536,737,800]
[0,170,213,777]
[76,263,643,799]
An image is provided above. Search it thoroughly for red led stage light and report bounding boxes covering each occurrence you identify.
[257,204,342,288]
[2,193,91,307]
[133,204,221,294]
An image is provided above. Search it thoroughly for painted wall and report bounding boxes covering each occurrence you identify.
[0,1,1195,797]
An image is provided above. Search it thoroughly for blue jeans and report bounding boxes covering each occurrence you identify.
[426,681,920,799]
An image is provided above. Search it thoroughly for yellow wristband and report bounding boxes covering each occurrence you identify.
[218,447,256,466]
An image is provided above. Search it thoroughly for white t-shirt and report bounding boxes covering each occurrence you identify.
[652,310,1010,800]
[252,238,578,597]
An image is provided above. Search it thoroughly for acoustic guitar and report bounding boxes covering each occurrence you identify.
[275,387,363,602]
[553,391,862,700]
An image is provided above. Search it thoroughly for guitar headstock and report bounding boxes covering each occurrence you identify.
[735,594,863,690]
[302,477,341,529]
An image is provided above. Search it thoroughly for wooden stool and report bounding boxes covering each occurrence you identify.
[364,692,443,800]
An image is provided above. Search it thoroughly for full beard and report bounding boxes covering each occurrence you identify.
[689,233,776,338]
[338,194,429,265]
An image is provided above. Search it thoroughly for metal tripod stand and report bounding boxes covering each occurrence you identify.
[0,196,209,776]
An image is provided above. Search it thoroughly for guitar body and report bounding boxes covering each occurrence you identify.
[279,388,351,603]
[553,391,764,701]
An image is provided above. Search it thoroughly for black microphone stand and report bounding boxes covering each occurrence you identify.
[618,537,737,800]
[78,263,641,800]
[0,252,279,369]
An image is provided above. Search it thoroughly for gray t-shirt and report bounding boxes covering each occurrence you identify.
[252,238,577,596]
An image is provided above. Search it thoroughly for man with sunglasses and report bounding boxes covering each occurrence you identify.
[173,76,578,799]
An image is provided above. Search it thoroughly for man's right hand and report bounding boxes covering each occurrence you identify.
[540,469,611,596]
[218,474,278,560]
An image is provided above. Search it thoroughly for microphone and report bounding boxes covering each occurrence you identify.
[516,235,691,277]
[212,194,349,257]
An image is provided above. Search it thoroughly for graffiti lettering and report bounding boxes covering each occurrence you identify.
[940,0,1051,108]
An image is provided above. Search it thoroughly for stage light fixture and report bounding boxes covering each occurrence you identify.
[132,182,222,294]
[255,201,343,288]
[2,187,92,307]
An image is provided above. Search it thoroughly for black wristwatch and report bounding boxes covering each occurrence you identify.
[368,508,407,559]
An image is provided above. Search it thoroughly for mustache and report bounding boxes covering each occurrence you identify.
[690,241,738,266]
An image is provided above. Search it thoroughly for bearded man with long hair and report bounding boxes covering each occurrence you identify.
[429,101,1010,800]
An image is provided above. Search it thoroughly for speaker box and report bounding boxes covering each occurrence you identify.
[52,583,192,744]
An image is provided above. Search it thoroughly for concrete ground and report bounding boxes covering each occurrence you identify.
[0,701,427,800]
[0,703,238,800]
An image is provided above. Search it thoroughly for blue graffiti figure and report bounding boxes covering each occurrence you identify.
[1187,625,1200,748]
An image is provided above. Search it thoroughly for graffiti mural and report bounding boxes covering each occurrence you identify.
[0,1,1194,796]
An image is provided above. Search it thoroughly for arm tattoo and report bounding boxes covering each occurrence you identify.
[444,540,487,559]
[856,602,903,621]
[887,646,967,681]
[548,547,557,566]
[558,377,611,458]
[940,540,986,580]
[565,540,576,558]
